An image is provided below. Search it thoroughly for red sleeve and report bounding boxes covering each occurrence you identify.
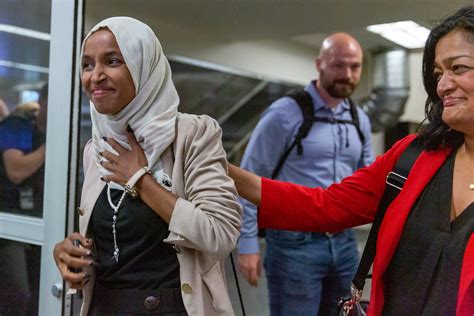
[457,235,474,315]
[259,134,417,232]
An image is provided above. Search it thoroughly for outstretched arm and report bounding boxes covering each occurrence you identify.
[228,163,262,206]
[256,135,417,232]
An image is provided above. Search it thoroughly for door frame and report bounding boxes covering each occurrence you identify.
[37,0,84,315]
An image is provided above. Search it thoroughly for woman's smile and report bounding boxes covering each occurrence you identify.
[92,87,115,98]
[442,96,466,107]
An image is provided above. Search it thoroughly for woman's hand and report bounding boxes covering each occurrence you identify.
[101,128,148,185]
[53,233,94,289]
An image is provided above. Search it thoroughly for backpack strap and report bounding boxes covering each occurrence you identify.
[270,90,366,179]
[313,100,365,146]
[271,88,314,179]
[287,88,315,156]
[351,137,424,292]
[348,99,366,145]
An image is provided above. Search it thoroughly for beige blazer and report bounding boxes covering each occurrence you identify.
[77,113,242,315]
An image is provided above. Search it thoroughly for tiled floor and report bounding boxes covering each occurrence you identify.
[225,225,372,316]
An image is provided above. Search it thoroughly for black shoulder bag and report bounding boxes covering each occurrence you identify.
[337,138,424,316]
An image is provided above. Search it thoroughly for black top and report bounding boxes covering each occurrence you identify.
[91,186,181,290]
[383,152,474,315]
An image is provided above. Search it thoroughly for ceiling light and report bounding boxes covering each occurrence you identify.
[0,24,51,41]
[367,21,430,49]
[0,59,49,74]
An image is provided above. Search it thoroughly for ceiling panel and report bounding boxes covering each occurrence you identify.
[86,0,472,50]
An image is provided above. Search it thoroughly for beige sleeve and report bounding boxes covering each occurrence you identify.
[165,115,242,259]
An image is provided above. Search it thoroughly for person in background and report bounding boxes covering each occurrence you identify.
[0,87,47,315]
[229,5,474,316]
[0,85,47,215]
[53,17,241,315]
[13,101,40,118]
[237,32,374,315]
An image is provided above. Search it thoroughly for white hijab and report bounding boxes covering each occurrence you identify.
[82,17,179,179]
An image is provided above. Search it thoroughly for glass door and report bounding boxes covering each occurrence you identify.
[0,0,84,315]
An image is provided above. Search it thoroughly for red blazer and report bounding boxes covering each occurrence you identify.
[259,134,473,315]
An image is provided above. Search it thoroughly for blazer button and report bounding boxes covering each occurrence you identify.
[181,283,192,294]
[77,207,84,216]
[144,296,160,311]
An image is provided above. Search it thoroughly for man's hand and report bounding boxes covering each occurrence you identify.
[238,253,262,287]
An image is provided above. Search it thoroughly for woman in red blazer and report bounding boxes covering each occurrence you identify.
[229,5,474,316]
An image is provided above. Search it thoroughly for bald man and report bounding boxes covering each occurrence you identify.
[237,33,374,315]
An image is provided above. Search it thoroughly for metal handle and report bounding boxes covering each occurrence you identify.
[51,282,63,298]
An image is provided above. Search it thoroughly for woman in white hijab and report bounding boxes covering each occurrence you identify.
[53,17,241,315]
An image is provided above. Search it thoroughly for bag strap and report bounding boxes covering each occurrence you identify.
[352,137,424,292]
[230,253,246,316]
[348,99,366,145]
[271,89,365,179]
[271,88,314,179]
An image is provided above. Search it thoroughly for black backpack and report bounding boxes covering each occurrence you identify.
[271,88,366,179]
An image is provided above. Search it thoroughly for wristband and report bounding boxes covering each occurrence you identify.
[124,166,152,198]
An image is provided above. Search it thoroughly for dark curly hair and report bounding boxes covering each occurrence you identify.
[418,5,474,150]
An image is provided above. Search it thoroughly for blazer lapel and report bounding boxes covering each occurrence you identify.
[79,163,106,235]
[369,148,450,314]
[457,235,474,315]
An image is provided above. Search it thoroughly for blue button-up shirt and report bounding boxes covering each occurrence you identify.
[238,81,375,254]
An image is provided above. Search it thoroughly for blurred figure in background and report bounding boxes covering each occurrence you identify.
[0,85,47,315]
[0,84,47,215]
[13,101,40,118]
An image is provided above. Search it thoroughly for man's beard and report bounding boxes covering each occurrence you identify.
[320,75,357,99]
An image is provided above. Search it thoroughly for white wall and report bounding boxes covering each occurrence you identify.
[399,51,427,124]
[168,39,316,85]
[132,21,317,85]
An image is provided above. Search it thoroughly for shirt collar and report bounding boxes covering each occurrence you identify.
[305,80,351,111]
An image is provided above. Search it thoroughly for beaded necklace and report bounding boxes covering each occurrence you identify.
[106,183,127,262]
